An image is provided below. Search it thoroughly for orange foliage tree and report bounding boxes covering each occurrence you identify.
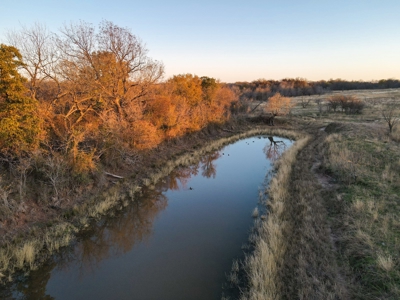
[142,74,238,143]
[165,74,237,133]
[264,92,292,125]
[6,21,239,169]
[265,92,292,115]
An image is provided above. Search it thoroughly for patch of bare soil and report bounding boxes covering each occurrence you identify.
[311,161,337,190]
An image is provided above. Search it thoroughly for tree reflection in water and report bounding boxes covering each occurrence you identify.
[2,261,57,300]
[162,164,200,191]
[201,152,221,179]
[3,149,222,299]
[74,191,168,275]
[71,151,220,272]
[263,137,287,162]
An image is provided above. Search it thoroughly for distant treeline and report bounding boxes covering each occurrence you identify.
[232,78,400,101]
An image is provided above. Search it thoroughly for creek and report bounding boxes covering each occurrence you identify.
[3,136,291,300]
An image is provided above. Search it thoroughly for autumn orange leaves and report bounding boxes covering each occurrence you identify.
[1,21,239,174]
[264,92,292,116]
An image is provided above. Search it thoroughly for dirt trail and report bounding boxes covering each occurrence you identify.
[279,127,349,299]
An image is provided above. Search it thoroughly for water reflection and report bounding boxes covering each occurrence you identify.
[263,136,287,162]
[11,262,56,300]
[201,152,221,179]
[162,164,200,191]
[2,136,291,300]
[59,160,221,279]
[2,150,223,299]
[76,195,167,273]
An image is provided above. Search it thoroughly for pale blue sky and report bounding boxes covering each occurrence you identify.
[1,0,399,82]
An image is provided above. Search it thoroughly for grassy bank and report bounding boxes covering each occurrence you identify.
[240,132,311,299]
[322,123,400,299]
[0,120,300,284]
[240,89,400,299]
[240,122,400,299]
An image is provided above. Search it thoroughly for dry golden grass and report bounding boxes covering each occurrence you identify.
[15,241,38,269]
[0,221,77,282]
[263,88,399,136]
[377,253,393,272]
[228,260,241,286]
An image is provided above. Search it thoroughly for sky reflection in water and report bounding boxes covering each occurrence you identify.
[5,136,291,300]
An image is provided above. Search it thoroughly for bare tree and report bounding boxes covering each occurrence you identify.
[382,102,399,133]
[300,96,311,108]
[9,21,164,157]
[56,20,164,120]
[315,98,323,115]
[7,23,56,101]
[327,96,340,112]
[263,137,286,161]
[43,155,67,200]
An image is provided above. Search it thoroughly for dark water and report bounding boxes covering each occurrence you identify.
[3,136,291,300]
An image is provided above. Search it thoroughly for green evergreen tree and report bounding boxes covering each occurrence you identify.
[0,44,41,155]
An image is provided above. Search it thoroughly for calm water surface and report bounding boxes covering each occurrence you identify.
[4,136,291,300]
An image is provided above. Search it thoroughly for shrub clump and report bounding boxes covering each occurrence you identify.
[327,95,365,114]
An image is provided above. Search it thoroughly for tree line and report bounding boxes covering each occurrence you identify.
[232,78,400,101]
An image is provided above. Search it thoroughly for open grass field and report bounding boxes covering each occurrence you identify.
[241,88,400,299]
[291,88,400,123]
[249,88,400,122]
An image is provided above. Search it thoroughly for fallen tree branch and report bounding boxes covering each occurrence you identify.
[104,172,124,179]
[222,129,236,133]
